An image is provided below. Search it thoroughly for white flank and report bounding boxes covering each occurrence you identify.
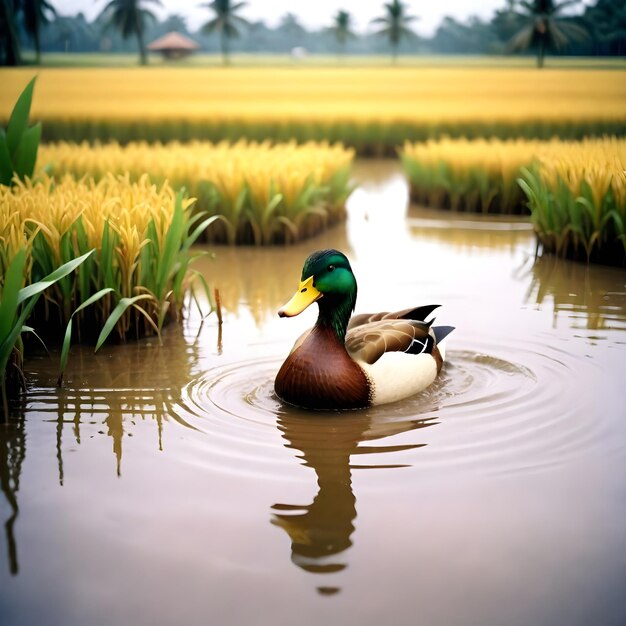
[358,352,438,406]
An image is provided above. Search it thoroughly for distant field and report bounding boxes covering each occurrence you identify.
[2,63,625,151]
[17,52,626,69]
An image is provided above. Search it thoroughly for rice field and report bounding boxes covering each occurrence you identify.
[1,67,624,151]
[37,140,355,245]
[521,137,626,266]
[401,138,541,214]
[401,136,626,265]
[0,173,212,403]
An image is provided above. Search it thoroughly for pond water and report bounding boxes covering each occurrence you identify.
[1,160,625,626]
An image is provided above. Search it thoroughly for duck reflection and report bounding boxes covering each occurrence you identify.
[271,408,437,590]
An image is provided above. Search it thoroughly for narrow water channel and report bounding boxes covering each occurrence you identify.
[1,160,625,626]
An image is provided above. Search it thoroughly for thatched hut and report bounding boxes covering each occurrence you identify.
[147,32,200,60]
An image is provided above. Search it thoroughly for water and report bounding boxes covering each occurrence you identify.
[1,161,625,626]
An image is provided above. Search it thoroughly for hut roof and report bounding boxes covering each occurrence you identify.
[147,31,200,51]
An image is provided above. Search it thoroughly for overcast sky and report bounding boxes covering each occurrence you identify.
[52,0,523,36]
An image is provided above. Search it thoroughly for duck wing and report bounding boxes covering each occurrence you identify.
[347,304,440,330]
[346,319,435,365]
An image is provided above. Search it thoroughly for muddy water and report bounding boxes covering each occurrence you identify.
[1,161,625,626]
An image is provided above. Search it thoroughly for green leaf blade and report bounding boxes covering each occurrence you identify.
[6,77,37,157]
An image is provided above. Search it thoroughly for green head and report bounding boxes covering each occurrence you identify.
[278,249,357,341]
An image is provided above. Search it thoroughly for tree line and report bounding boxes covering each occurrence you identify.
[1,0,625,67]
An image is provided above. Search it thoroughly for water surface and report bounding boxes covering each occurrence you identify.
[1,160,625,626]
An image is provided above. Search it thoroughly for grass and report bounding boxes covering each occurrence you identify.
[1,66,624,152]
[38,140,355,245]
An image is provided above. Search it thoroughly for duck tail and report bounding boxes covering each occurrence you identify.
[401,304,440,322]
[433,325,454,361]
[433,326,455,344]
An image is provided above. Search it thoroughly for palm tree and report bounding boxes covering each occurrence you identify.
[370,0,417,63]
[585,0,626,56]
[98,0,162,66]
[508,0,588,68]
[329,10,354,58]
[21,0,56,64]
[52,12,97,53]
[160,13,189,35]
[199,0,249,66]
[0,0,21,65]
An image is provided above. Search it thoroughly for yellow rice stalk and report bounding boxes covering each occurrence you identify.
[37,140,355,244]
[0,174,199,337]
[524,137,626,264]
[401,136,626,263]
[536,137,626,209]
[2,67,625,126]
[401,137,546,213]
[402,137,543,181]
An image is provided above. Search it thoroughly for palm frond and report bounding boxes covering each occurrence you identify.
[508,24,535,51]
[553,0,582,16]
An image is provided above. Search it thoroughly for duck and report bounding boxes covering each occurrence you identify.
[274,249,454,410]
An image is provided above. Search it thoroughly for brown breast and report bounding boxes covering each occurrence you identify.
[274,326,371,410]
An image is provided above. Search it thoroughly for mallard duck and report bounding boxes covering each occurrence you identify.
[275,249,454,410]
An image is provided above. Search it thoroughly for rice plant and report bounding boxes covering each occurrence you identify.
[519,137,626,266]
[0,243,94,417]
[0,76,41,186]
[401,138,542,214]
[1,174,215,347]
[2,68,624,152]
[401,135,626,265]
[37,140,355,244]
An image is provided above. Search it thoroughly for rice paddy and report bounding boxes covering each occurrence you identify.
[37,140,355,245]
[401,138,541,214]
[1,67,625,152]
[521,137,626,266]
[0,173,214,403]
[1,61,625,408]
[401,136,626,265]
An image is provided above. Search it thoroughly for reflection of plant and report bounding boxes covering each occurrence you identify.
[0,406,26,575]
[524,254,626,331]
[0,76,41,186]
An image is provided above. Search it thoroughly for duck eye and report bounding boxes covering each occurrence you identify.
[328,265,335,272]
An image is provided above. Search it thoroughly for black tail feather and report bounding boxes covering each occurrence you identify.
[433,326,455,344]
[401,304,440,322]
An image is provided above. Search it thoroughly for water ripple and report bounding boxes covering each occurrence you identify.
[172,337,606,476]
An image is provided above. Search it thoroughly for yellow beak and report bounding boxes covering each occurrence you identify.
[278,275,322,317]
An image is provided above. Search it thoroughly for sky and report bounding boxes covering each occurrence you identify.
[54,0,518,37]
